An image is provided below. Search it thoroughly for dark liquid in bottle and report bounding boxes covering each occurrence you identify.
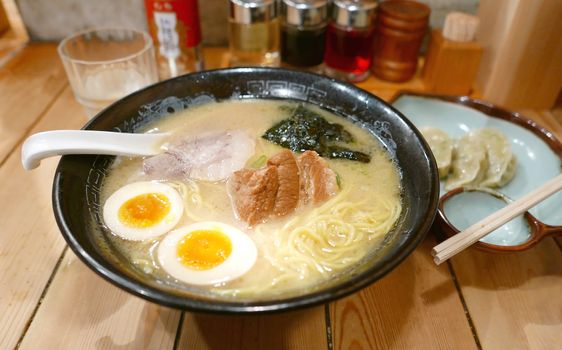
[324,23,374,75]
[281,24,326,68]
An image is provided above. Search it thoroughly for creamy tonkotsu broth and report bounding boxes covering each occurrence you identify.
[98,100,402,299]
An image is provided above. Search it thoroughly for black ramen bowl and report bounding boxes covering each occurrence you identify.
[53,68,439,314]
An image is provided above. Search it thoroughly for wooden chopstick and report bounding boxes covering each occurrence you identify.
[432,173,562,265]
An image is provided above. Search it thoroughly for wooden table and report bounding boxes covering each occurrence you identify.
[1,44,561,350]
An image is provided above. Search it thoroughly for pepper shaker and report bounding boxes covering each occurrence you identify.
[280,0,328,73]
[324,0,378,83]
[229,0,280,67]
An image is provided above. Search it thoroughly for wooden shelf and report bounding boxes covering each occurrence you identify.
[207,49,427,102]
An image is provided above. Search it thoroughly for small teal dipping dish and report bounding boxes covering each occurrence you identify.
[392,92,562,252]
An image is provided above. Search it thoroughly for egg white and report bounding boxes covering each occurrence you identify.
[158,222,258,286]
[103,181,184,241]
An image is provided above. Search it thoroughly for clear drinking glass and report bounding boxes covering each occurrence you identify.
[58,28,159,118]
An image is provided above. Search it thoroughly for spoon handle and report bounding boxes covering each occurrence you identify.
[432,173,562,264]
[21,130,168,170]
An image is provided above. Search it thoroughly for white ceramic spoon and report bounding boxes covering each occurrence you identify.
[21,130,169,170]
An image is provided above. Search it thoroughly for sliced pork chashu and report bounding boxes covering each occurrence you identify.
[298,150,338,204]
[228,150,338,225]
[267,150,300,217]
[144,130,255,182]
[227,167,278,225]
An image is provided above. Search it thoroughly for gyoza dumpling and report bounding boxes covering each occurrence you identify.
[472,128,517,187]
[420,127,453,178]
[445,133,488,191]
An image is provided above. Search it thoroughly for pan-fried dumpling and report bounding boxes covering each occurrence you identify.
[445,133,488,191]
[420,127,453,178]
[473,128,517,187]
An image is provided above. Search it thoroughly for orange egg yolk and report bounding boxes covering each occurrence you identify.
[118,193,171,228]
[176,230,232,270]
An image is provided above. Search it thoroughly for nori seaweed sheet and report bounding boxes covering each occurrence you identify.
[262,105,371,162]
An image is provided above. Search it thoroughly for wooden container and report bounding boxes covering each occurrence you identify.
[422,29,483,95]
[372,0,430,82]
[0,2,10,36]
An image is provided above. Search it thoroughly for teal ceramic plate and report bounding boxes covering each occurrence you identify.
[392,92,562,249]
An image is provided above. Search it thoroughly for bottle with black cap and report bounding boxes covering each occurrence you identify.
[324,0,377,82]
[229,0,280,67]
[280,0,328,73]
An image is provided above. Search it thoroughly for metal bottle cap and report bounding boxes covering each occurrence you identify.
[229,0,278,24]
[281,0,328,27]
[332,0,377,29]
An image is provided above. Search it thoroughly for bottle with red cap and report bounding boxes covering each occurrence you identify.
[145,0,205,79]
[324,0,377,83]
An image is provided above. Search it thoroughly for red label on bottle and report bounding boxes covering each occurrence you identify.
[145,0,202,48]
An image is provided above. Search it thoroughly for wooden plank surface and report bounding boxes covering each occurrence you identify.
[0,151,67,349]
[19,250,180,350]
[178,307,327,349]
[450,241,562,349]
[10,87,180,350]
[329,235,478,350]
[0,44,66,163]
[0,87,80,349]
[0,45,70,349]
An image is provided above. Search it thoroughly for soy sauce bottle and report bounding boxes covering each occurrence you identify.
[280,0,328,73]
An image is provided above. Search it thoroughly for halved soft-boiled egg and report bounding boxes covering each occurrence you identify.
[103,181,184,240]
[158,222,257,285]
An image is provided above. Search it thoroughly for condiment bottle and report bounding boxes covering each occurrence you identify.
[280,0,328,73]
[372,0,430,82]
[144,0,204,80]
[229,0,280,67]
[324,0,377,83]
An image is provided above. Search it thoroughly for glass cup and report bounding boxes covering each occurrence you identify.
[58,28,159,118]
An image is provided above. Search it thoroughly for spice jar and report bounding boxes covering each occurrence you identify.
[280,0,328,72]
[372,0,430,82]
[144,0,204,79]
[324,0,377,82]
[229,0,280,67]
